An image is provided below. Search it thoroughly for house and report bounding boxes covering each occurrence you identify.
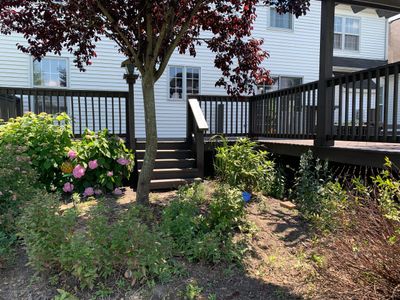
[0,1,393,138]
[389,15,400,63]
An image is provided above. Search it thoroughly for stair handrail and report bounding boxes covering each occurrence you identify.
[187,98,209,178]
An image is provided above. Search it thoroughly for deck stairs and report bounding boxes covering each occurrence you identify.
[136,141,202,190]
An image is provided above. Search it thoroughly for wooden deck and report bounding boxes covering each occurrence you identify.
[258,138,400,168]
[205,137,400,168]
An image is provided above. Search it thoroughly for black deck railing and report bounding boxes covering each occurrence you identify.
[328,61,400,142]
[251,81,319,139]
[0,87,129,136]
[195,95,251,137]
[192,61,400,143]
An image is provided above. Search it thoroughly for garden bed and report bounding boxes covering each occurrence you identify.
[0,182,316,300]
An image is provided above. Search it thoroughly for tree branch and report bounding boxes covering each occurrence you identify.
[95,0,144,74]
[154,0,208,80]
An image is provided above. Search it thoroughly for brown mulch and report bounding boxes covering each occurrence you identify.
[0,184,317,300]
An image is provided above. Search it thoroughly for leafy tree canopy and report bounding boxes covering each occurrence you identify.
[0,0,310,94]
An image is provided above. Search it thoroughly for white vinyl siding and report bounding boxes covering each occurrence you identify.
[0,1,389,138]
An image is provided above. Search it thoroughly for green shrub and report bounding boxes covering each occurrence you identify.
[161,183,249,264]
[0,144,42,265]
[19,195,171,289]
[17,191,78,271]
[62,129,134,195]
[0,113,73,188]
[215,138,276,193]
[293,151,347,232]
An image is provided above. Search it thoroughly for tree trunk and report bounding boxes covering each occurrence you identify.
[136,74,157,205]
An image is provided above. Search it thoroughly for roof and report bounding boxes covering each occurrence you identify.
[333,57,388,69]
[334,0,400,12]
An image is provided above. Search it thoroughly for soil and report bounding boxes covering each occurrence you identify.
[0,183,317,300]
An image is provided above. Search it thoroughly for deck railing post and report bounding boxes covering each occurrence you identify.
[124,74,138,151]
[248,97,254,137]
[186,97,194,143]
[315,0,335,147]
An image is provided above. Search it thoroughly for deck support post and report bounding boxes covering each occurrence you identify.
[315,0,335,147]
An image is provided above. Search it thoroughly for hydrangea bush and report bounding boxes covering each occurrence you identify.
[0,113,134,196]
[61,129,134,195]
[0,113,73,188]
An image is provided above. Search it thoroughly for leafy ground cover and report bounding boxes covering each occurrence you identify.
[0,183,317,300]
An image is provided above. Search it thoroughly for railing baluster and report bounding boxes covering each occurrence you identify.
[345,76,350,139]
[375,73,381,140]
[352,74,356,140]
[384,67,390,141]
[359,73,364,140]
[338,78,343,139]
[393,64,399,142]
[118,96,122,135]
[92,95,96,131]
[78,94,82,135]
[367,72,372,139]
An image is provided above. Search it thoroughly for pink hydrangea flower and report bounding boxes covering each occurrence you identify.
[73,165,86,179]
[88,160,98,170]
[68,150,77,160]
[83,187,94,197]
[94,189,102,195]
[107,171,113,177]
[63,182,74,193]
[117,158,130,166]
[113,188,123,196]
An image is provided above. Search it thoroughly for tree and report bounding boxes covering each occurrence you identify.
[0,0,310,204]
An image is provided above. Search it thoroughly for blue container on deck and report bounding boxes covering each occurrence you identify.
[242,191,252,203]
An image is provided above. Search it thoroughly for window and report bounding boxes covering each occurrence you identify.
[33,58,68,88]
[257,76,303,94]
[269,7,293,30]
[334,17,360,51]
[169,66,200,99]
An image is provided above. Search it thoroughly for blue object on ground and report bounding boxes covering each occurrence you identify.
[242,191,252,203]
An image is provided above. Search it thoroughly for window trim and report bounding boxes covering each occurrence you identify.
[168,65,201,101]
[31,56,70,89]
[257,74,304,94]
[268,7,294,31]
[334,15,361,53]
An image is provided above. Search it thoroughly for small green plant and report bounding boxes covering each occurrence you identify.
[214,137,276,194]
[19,195,172,289]
[292,151,347,232]
[161,183,250,264]
[0,144,42,265]
[0,113,73,188]
[53,289,79,300]
[183,281,203,300]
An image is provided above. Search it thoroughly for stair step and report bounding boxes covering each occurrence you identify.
[136,141,190,150]
[140,168,199,180]
[137,158,196,169]
[150,178,202,190]
[136,149,192,159]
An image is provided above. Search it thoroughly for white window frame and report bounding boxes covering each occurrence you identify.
[257,75,303,94]
[168,66,201,101]
[334,16,361,52]
[31,56,70,89]
[268,7,294,31]
[30,57,70,114]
